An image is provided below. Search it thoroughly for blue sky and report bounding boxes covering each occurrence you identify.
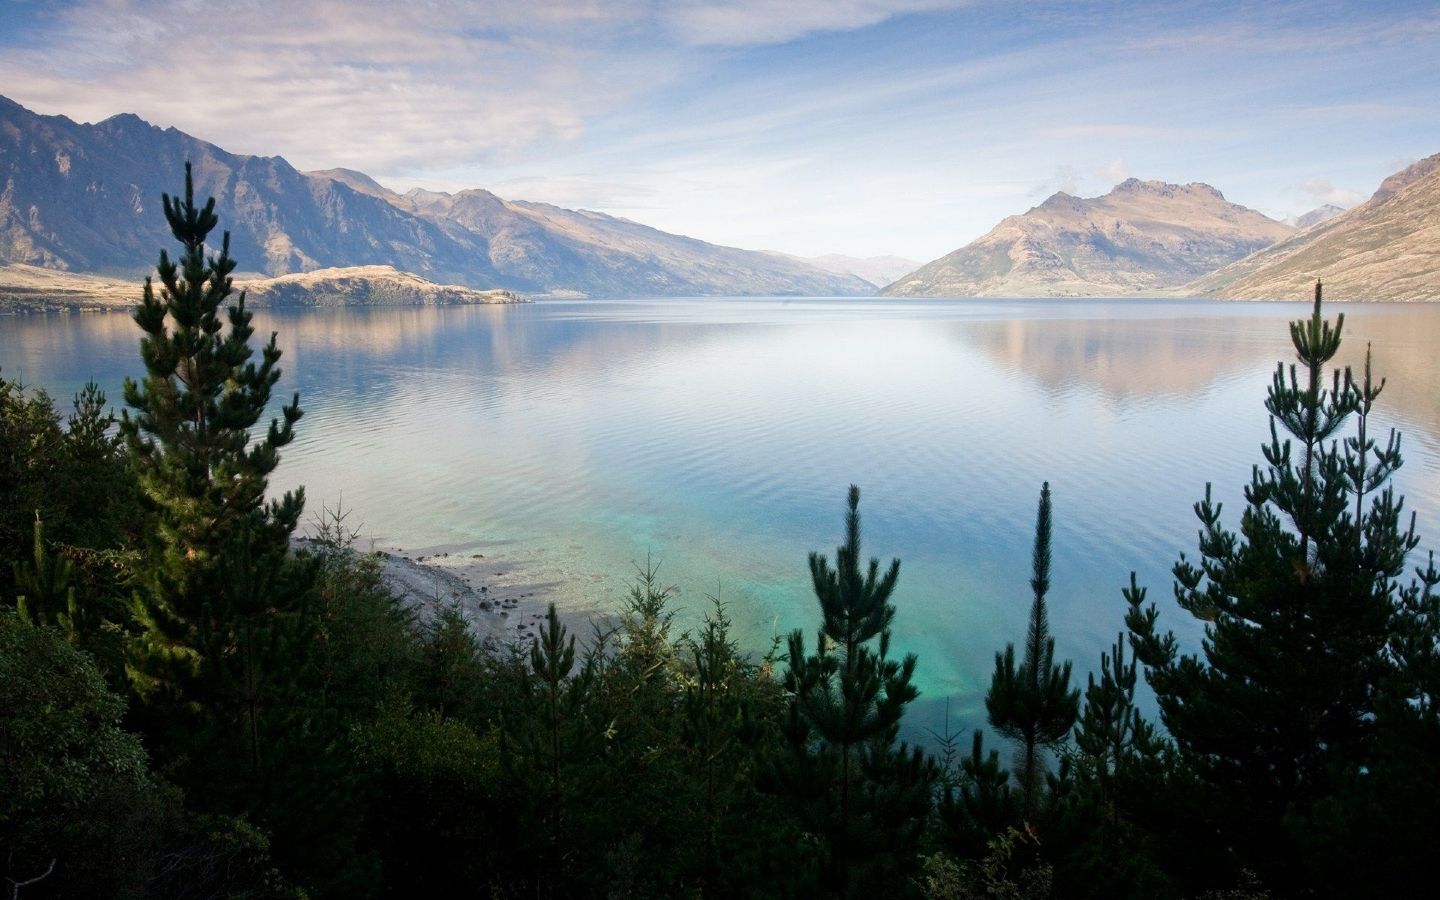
[1,0,1438,259]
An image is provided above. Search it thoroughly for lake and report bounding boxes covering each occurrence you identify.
[5,297,1440,737]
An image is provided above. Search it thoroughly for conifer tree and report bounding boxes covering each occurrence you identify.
[1072,627,1158,811]
[502,602,603,894]
[986,482,1079,816]
[1125,283,1423,887]
[1058,622,1176,898]
[12,513,77,635]
[120,164,309,805]
[122,163,304,707]
[774,485,934,896]
[936,730,1017,859]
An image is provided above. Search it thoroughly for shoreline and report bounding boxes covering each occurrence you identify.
[296,536,597,650]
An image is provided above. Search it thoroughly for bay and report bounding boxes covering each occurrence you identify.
[5,297,1439,737]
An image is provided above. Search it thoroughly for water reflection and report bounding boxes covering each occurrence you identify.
[955,304,1440,435]
[4,298,1440,742]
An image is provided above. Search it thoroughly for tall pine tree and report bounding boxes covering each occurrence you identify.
[986,482,1079,816]
[1125,282,1422,890]
[773,485,934,897]
[121,164,307,774]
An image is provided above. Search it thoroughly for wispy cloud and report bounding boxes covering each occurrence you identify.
[0,0,665,173]
[1,0,1436,258]
[490,174,660,210]
[663,0,971,46]
[1032,124,1191,142]
[1298,178,1366,209]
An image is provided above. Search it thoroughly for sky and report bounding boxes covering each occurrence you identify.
[1,0,1438,260]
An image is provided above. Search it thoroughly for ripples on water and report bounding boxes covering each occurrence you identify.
[5,297,1440,737]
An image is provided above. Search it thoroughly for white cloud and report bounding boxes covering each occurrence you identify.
[0,0,666,173]
[1026,164,1080,199]
[490,174,659,210]
[1099,158,1129,185]
[664,0,970,47]
[1298,177,1365,209]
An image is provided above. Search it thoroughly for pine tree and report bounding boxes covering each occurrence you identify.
[774,484,934,896]
[1058,621,1175,898]
[12,512,77,635]
[1125,282,1423,888]
[502,602,603,894]
[936,730,1017,859]
[120,164,310,804]
[1071,626,1157,814]
[986,482,1079,816]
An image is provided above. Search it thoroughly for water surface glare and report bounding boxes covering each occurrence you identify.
[6,297,1440,737]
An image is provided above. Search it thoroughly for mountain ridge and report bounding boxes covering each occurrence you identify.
[1186,153,1440,301]
[0,96,870,298]
[881,178,1295,297]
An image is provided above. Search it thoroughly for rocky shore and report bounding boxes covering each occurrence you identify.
[296,537,588,649]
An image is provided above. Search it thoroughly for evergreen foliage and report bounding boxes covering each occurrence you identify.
[774,484,935,896]
[122,162,305,709]
[936,730,1018,860]
[9,172,1440,897]
[0,609,152,896]
[1125,283,1428,890]
[986,483,1079,814]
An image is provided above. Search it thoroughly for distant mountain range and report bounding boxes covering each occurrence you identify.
[1188,154,1440,301]
[1284,204,1347,230]
[881,179,1296,297]
[767,252,921,288]
[0,96,870,298]
[2,94,1435,303]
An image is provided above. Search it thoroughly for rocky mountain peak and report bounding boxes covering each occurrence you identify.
[882,175,1290,297]
[1371,152,1440,204]
[0,94,871,298]
[403,187,453,204]
[1189,151,1440,300]
[1108,178,1225,201]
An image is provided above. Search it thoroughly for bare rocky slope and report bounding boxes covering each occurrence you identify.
[0,96,869,298]
[1187,154,1440,301]
[882,179,1295,297]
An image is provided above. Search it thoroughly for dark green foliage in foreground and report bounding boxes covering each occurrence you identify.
[0,608,153,896]
[0,610,297,899]
[122,162,305,711]
[986,482,1079,815]
[5,176,1439,898]
[1125,283,1436,895]
[115,167,330,888]
[1,377,139,671]
[770,485,936,897]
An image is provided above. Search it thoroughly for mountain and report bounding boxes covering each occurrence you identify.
[769,253,921,289]
[1187,154,1440,301]
[881,179,1295,297]
[1284,204,1346,230]
[387,187,873,298]
[0,96,868,298]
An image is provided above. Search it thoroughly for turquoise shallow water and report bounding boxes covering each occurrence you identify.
[5,297,1440,738]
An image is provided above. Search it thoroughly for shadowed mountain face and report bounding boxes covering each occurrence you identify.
[882,179,1295,298]
[1188,154,1440,301]
[0,96,870,298]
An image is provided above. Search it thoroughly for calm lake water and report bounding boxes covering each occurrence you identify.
[5,297,1440,737]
